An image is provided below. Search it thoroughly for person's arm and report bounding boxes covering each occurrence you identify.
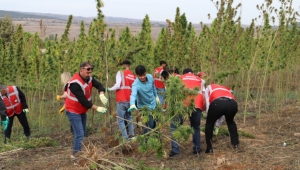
[130,82,138,106]
[60,83,68,99]
[69,83,93,109]
[205,86,210,113]
[0,97,7,117]
[17,87,28,109]
[92,78,105,93]
[151,75,158,97]
[109,71,122,91]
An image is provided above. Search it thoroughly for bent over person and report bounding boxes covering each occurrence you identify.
[0,95,9,132]
[204,84,239,153]
[0,84,30,143]
[65,62,108,163]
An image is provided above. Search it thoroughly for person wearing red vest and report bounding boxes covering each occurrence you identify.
[154,60,167,105]
[204,84,239,154]
[169,68,205,157]
[107,60,136,140]
[65,62,108,162]
[0,84,30,143]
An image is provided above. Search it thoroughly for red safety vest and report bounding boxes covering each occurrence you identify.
[181,73,204,111]
[154,67,165,88]
[2,86,23,117]
[116,70,136,102]
[65,73,93,114]
[207,84,235,103]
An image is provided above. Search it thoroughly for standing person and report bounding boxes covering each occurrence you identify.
[65,62,108,161]
[169,68,205,157]
[107,60,136,140]
[154,60,167,105]
[128,65,160,134]
[0,96,9,131]
[0,84,31,143]
[204,84,239,153]
[56,72,73,133]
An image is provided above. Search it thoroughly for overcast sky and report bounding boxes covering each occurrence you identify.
[1,0,300,25]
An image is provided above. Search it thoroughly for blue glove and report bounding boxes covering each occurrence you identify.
[127,105,137,112]
[1,117,9,130]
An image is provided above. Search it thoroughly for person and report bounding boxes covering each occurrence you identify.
[56,72,73,133]
[0,96,9,131]
[107,60,136,140]
[204,84,239,154]
[128,65,160,134]
[65,62,108,161]
[154,60,167,105]
[0,84,30,143]
[169,68,205,157]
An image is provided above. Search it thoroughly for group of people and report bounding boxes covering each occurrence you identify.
[0,60,239,164]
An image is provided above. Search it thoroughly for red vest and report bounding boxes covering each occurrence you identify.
[116,70,136,102]
[2,86,23,117]
[65,73,93,114]
[208,84,235,103]
[154,67,165,88]
[181,73,204,110]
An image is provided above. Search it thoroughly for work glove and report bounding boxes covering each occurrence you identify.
[99,94,108,106]
[0,117,9,130]
[59,105,65,114]
[155,96,160,105]
[106,87,111,93]
[96,107,107,114]
[213,126,219,136]
[127,105,138,112]
[23,109,29,114]
[56,95,61,101]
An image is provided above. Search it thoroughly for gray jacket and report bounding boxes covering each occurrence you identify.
[0,97,7,116]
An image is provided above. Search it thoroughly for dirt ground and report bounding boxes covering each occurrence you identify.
[1,100,300,170]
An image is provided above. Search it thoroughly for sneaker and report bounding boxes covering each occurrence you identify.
[169,151,179,157]
[192,150,201,155]
[128,135,136,140]
[205,148,213,154]
[70,155,78,165]
[26,136,31,140]
[233,144,238,149]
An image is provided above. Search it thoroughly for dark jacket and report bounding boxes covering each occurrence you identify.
[0,97,7,117]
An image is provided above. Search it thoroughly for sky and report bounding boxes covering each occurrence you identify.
[1,0,300,25]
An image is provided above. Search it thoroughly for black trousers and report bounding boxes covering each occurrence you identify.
[205,98,239,149]
[5,111,30,138]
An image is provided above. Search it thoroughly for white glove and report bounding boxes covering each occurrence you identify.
[99,94,108,106]
[155,96,160,105]
[23,109,29,114]
[96,107,107,114]
[127,105,138,112]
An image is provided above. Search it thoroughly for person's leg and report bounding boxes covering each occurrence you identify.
[16,112,30,137]
[190,108,201,153]
[124,102,135,137]
[117,102,129,140]
[205,100,225,152]
[156,88,165,105]
[81,113,87,137]
[170,115,183,154]
[224,100,239,146]
[66,111,85,156]
[5,115,15,139]
[143,114,155,134]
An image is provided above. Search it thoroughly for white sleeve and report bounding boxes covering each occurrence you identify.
[201,79,206,92]
[216,115,225,127]
[205,86,210,113]
[109,71,122,91]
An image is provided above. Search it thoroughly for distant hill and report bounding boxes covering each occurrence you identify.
[0,10,61,20]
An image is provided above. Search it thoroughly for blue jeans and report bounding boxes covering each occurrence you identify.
[117,102,134,140]
[156,88,165,105]
[143,114,156,134]
[66,110,86,155]
[170,116,183,153]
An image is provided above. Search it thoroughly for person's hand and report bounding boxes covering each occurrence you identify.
[127,105,137,112]
[1,117,9,130]
[59,105,65,114]
[155,96,160,105]
[106,87,111,93]
[213,126,219,136]
[96,107,107,114]
[99,94,108,106]
[56,95,61,101]
[23,109,29,114]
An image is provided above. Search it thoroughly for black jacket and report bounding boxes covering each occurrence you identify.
[0,97,7,117]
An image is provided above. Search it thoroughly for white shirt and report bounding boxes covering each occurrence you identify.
[110,71,122,91]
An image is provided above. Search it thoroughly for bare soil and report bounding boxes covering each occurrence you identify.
[1,100,300,170]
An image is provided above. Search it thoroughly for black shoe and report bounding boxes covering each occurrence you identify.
[205,148,213,154]
[192,150,201,155]
[233,144,238,149]
[169,151,179,157]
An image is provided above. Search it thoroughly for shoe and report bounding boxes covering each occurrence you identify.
[192,150,201,155]
[70,155,78,165]
[128,135,136,140]
[26,136,31,140]
[169,151,179,157]
[233,144,238,149]
[205,148,213,154]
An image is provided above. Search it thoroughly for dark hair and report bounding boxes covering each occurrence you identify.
[182,68,193,74]
[161,70,169,80]
[135,65,146,76]
[174,67,179,74]
[80,62,92,68]
[160,60,167,65]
